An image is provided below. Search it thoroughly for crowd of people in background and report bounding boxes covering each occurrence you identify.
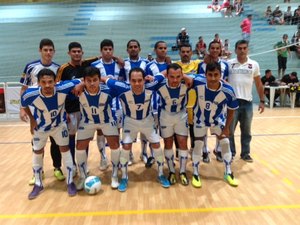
[265,4,300,25]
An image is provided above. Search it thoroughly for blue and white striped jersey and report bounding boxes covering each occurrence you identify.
[192,76,238,127]
[151,79,187,113]
[78,84,115,125]
[105,75,164,120]
[21,80,80,131]
[122,57,149,82]
[145,59,168,76]
[197,59,229,80]
[20,60,60,86]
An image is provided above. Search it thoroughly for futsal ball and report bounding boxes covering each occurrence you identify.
[84,176,101,195]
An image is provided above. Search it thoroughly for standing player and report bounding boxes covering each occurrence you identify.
[19,38,64,185]
[197,40,230,163]
[189,62,239,188]
[122,39,150,165]
[74,67,121,190]
[91,39,124,170]
[56,42,99,174]
[21,69,80,199]
[102,68,170,192]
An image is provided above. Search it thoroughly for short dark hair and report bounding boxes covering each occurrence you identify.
[37,68,56,81]
[179,43,192,51]
[39,38,55,50]
[154,41,166,49]
[291,72,297,77]
[235,39,249,50]
[206,62,221,74]
[68,42,82,51]
[100,39,114,50]
[129,67,145,80]
[265,69,271,74]
[127,39,140,49]
[208,40,221,50]
[83,66,100,79]
[167,63,182,74]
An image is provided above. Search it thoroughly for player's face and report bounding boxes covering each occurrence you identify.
[40,45,55,63]
[68,47,83,63]
[209,43,221,59]
[101,46,114,61]
[38,75,56,97]
[167,68,183,88]
[235,43,248,59]
[84,75,100,94]
[155,43,167,58]
[127,41,141,59]
[130,72,144,95]
[179,46,192,63]
[206,69,221,90]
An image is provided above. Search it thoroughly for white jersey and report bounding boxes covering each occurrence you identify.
[20,60,60,86]
[227,57,260,101]
[122,57,149,82]
[21,80,80,132]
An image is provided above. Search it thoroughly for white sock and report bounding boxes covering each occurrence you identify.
[61,151,74,184]
[219,138,232,175]
[164,149,175,173]
[111,148,120,177]
[76,149,88,179]
[97,135,106,160]
[153,147,164,176]
[202,136,209,153]
[32,152,43,187]
[140,133,148,158]
[179,149,188,174]
[120,149,129,179]
[193,140,203,176]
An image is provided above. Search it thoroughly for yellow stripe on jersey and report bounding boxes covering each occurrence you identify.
[187,89,196,125]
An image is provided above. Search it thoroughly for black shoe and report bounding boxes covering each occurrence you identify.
[241,155,253,163]
[213,149,223,162]
[145,156,155,168]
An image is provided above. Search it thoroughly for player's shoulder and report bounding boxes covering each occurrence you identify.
[22,87,40,99]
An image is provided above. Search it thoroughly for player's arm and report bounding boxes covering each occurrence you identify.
[145,73,165,90]
[19,85,29,122]
[113,56,125,68]
[24,106,37,134]
[102,77,130,97]
[222,108,235,138]
[187,88,196,125]
[182,74,194,88]
[254,76,265,114]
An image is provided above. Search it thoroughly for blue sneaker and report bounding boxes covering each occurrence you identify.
[118,178,128,192]
[158,175,170,188]
[28,185,44,200]
[67,182,77,197]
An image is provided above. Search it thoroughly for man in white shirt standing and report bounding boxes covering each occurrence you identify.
[228,40,265,162]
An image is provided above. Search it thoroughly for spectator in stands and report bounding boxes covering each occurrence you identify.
[261,69,280,106]
[234,0,244,16]
[210,0,221,12]
[292,6,300,25]
[271,5,284,25]
[240,14,252,43]
[281,72,300,106]
[222,39,232,59]
[274,34,291,78]
[220,0,230,11]
[147,53,154,62]
[176,27,190,48]
[284,0,290,3]
[212,33,223,49]
[265,6,273,23]
[291,31,300,57]
[194,36,207,59]
[284,6,292,25]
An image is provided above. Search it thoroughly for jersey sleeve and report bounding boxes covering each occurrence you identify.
[145,74,165,90]
[106,78,130,96]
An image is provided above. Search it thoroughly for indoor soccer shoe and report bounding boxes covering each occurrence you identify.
[28,185,44,200]
[224,173,239,187]
[54,168,65,181]
[111,176,119,189]
[179,173,189,186]
[213,150,223,162]
[202,152,210,163]
[67,182,77,197]
[192,174,202,188]
[145,156,155,168]
[168,172,177,185]
[99,158,109,171]
[118,178,128,192]
[158,175,170,188]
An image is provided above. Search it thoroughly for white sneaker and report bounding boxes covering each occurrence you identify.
[99,158,109,171]
[76,177,85,191]
[111,176,119,189]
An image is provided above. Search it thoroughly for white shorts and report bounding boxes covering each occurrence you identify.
[122,116,160,144]
[67,111,81,135]
[193,123,224,138]
[77,121,119,141]
[32,123,69,151]
[159,110,188,138]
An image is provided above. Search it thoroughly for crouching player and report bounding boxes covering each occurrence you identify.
[74,66,121,190]
[21,68,81,200]
[189,62,239,188]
